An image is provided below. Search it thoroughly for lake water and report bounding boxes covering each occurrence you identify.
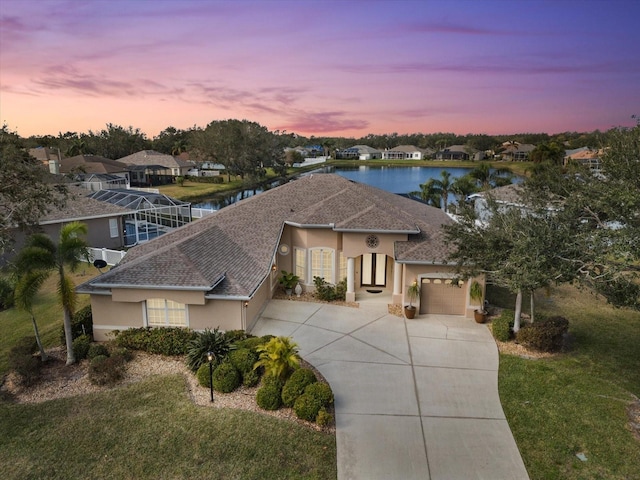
[193,166,478,210]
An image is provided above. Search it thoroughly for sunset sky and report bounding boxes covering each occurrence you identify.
[1,0,639,139]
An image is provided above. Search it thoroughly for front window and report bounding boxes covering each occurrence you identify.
[339,251,347,282]
[146,298,187,327]
[294,248,306,283]
[310,248,334,283]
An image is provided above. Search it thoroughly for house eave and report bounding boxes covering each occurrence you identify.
[395,259,456,266]
[89,283,214,291]
[333,227,420,234]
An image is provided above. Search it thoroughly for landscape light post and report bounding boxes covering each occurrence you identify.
[207,351,215,402]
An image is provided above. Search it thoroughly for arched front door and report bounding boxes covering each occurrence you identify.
[361,253,387,287]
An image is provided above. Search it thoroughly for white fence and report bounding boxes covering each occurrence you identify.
[87,247,127,266]
[191,207,216,218]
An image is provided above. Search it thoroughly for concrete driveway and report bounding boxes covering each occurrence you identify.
[251,300,529,480]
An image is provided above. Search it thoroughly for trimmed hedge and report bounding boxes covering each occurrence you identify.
[196,363,212,388]
[87,343,110,360]
[8,337,40,387]
[242,369,261,387]
[114,327,196,355]
[293,393,323,422]
[304,382,334,407]
[61,305,93,344]
[256,382,282,410]
[516,316,569,352]
[88,353,126,386]
[228,348,258,375]
[492,310,514,342]
[281,368,317,407]
[72,334,92,361]
[316,407,333,427]
[212,362,241,393]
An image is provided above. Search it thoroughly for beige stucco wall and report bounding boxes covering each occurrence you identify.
[112,288,206,305]
[91,294,144,341]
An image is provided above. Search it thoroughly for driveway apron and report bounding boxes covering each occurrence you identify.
[251,300,529,480]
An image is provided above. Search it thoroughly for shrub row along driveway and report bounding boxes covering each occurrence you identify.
[251,300,529,480]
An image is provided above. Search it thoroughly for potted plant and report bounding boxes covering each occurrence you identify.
[279,270,300,295]
[470,280,487,323]
[404,280,420,319]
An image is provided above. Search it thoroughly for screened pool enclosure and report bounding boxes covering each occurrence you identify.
[88,189,191,246]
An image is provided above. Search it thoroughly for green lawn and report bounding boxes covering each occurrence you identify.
[491,284,640,480]
[0,375,336,480]
[0,262,98,375]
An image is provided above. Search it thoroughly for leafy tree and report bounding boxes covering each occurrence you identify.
[529,142,565,165]
[443,199,580,331]
[524,124,640,309]
[191,120,285,180]
[1,125,67,256]
[16,222,90,365]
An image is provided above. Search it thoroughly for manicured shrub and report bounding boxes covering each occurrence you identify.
[114,327,195,356]
[256,382,282,410]
[316,407,333,427]
[72,334,92,361]
[87,343,110,360]
[228,348,258,375]
[313,276,347,302]
[61,305,93,343]
[492,310,513,342]
[516,316,569,352]
[88,354,126,386]
[282,368,317,407]
[235,336,265,352]
[294,392,323,422]
[110,346,133,362]
[213,362,241,393]
[304,382,334,407]
[8,339,41,387]
[186,327,233,372]
[224,330,250,343]
[196,363,212,388]
[242,369,261,387]
[254,336,300,381]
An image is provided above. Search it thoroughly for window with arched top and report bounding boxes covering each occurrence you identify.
[146,298,188,327]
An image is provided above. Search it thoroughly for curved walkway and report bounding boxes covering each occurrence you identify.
[251,300,529,480]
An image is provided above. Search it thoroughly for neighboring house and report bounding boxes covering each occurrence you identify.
[468,184,527,223]
[435,145,476,161]
[2,186,132,266]
[382,145,426,160]
[79,174,482,341]
[335,145,382,160]
[564,147,602,171]
[500,143,536,161]
[118,150,195,186]
[57,155,131,188]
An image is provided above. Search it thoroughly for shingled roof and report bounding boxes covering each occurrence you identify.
[84,174,454,297]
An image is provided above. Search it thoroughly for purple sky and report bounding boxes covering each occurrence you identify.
[1,0,639,138]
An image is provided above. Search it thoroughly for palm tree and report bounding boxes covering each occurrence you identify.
[411,170,453,212]
[14,270,50,361]
[451,174,478,205]
[16,222,89,365]
[468,162,513,191]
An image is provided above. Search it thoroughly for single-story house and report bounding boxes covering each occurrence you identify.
[2,186,132,266]
[563,147,602,171]
[79,174,482,341]
[435,145,476,161]
[500,142,536,161]
[335,145,382,160]
[382,145,426,160]
[118,150,195,186]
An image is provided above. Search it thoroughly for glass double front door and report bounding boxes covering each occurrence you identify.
[361,253,387,287]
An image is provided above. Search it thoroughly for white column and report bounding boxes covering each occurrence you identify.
[346,257,355,302]
[392,262,404,305]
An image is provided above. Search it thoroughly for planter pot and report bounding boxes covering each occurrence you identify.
[474,309,487,323]
[285,288,293,296]
[404,306,417,319]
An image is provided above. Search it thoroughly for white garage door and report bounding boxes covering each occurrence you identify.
[419,278,466,315]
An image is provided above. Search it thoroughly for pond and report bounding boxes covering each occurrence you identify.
[192,165,503,210]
